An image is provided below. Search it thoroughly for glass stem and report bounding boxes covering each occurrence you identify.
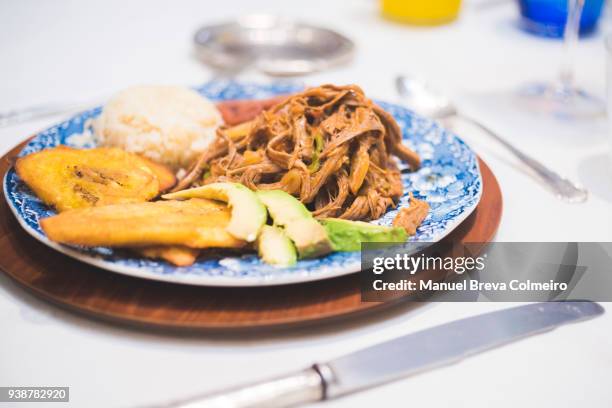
[559,0,584,93]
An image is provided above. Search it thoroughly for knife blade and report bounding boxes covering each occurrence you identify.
[156,301,603,408]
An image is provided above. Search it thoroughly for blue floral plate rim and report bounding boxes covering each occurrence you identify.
[3,80,482,287]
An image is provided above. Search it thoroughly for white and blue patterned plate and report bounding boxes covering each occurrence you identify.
[3,81,482,287]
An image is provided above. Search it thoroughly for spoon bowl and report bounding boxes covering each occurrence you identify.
[395,76,456,118]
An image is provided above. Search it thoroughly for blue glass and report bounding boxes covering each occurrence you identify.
[518,0,605,37]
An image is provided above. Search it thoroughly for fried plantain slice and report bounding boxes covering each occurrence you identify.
[136,246,200,266]
[89,147,176,192]
[132,154,176,192]
[15,146,174,211]
[40,198,246,249]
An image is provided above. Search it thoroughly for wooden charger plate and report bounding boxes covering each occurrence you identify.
[0,100,502,332]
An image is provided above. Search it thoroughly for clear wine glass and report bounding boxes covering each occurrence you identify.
[518,0,605,119]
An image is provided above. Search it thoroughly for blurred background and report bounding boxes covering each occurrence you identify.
[2,0,610,241]
[0,0,606,105]
[1,2,612,408]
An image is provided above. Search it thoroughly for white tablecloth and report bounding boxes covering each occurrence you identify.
[1,1,611,407]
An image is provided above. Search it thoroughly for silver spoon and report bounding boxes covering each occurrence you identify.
[396,75,588,203]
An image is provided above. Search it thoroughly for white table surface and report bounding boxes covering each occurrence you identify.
[1,1,611,407]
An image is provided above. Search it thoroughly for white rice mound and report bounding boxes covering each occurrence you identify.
[94,85,223,171]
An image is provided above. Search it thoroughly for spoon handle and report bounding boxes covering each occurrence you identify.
[0,102,85,128]
[458,114,588,203]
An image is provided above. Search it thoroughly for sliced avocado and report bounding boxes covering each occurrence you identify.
[321,218,407,252]
[256,190,332,258]
[284,218,333,258]
[257,225,297,267]
[256,190,311,223]
[163,182,266,242]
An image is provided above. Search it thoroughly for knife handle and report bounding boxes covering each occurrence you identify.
[162,367,324,408]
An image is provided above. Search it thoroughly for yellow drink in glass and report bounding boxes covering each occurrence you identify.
[381,0,462,25]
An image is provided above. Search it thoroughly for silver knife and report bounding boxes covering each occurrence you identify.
[156,301,603,408]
